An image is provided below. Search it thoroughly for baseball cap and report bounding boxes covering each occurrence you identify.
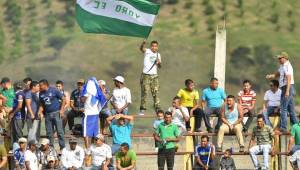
[276,51,289,59]
[28,140,38,146]
[1,77,10,84]
[18,137,27,143]
[40,138,50,145]
[77,79,85,84]
[95,134,105,141]
[47,155,56,162]
[98,80,106,86]
[113,76,125,84]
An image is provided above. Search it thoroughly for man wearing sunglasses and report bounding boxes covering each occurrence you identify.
[266,52,298,132]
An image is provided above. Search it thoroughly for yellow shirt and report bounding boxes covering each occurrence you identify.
[176,88,199,107]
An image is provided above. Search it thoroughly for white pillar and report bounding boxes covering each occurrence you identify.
[214,26,226,89]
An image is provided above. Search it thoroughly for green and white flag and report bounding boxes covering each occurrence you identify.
[76,0,160,38]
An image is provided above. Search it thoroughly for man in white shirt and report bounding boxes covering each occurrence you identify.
[111,76,131,115]
[25,140,39,170]
[262,80,281,127]
[168,96,190,133]
[266,51,298,132]
[139,40,161,115]
[61,138,85,170]
[86,134,113,170]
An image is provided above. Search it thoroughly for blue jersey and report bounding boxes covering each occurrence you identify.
[25,91,39,118]
[13,90,26,120]
[194,145,214,165]
[202,87,226,108]
[14,148,25,168]
[39,87,63,113]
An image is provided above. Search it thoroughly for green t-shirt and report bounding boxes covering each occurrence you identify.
[291,123,300,145]
[155,122,180,149]
[0,87,15,108]
[116,149,136,168]
[252,125,273,145]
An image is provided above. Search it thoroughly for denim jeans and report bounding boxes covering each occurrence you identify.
[111,144,121,155]
[291,145,300,154]
[45,111,65,149]
[157,148,175,170]
[263,106,279,127]
[203,107,222,130]
[249,144,272,170]
[280,85,298,130]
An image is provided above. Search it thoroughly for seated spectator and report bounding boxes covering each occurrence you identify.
[249,114,276,170]
[262,80,281,127]
[36,138,59,169]
[107,114,133,154]
[168,96,189,134]
[61,138,85,170]
[194,135,215,170]
[46,155,57,170]
[111,76,131,115]
[86,134,113,170]
[153,110,164,151]
[220,148,236,170]
[25,140,39,170]
[201,78,226,132]
[288,114,300,155]
[217,95,244,152]
[237,80,256,132]
[14,137,27,170]
[177,79,205,132]
[116,143,136,170]
[154,111,180,170]
[0,139,7,170]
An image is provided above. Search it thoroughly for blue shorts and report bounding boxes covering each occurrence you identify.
[82,115,99,137]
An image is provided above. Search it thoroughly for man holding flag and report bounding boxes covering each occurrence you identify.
[81,77,106,148]
[139,40,161,115]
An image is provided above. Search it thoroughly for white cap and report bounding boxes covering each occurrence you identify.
[40,138,50,145]
[18,137,27,143]
[95,134,105,141]
[98,80,106,86]
[113,76,125,84]
[47,155,56,162]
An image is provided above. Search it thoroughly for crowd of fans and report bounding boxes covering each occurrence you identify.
[0,41,297,170]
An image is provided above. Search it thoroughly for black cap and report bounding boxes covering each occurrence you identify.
[1,77,10,84]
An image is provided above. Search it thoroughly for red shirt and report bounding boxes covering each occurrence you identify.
[238,90,256,109]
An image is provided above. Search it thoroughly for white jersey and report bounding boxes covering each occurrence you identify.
[142,48,161,75]
[84,92,100,115]
[111,87,132,109]
[87,144,112,166]
[278,61,294,87]
[168,106,189,129]
[264,89,281,107]
[24,150,39,170]
[61,146,85,169]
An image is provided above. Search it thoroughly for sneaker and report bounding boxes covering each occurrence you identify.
[195,128,202,132]
[239,146,245,152]
[138,110,145,116]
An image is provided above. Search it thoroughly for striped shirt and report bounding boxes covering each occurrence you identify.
[252,125,274,145]
[238,90,256,108]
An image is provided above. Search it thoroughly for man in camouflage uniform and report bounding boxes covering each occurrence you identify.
[139,40,161,115]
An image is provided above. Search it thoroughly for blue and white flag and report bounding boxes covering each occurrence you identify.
[81,77,106,110]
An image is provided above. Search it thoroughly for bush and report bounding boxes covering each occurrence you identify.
[10,29,22,59]
[204,4,215,15]
[269,13,279,24]
[220,0,227,11]
[27,23,42,54]
[47,11,56,33]
[206,17,215,31]
[202,0,210,6]
[236,0,243,8]
[48,36,70,51]
[171,8,177,14]
[0,23,5,63]
[166,0,178,4]
[288,21,296,32]
[184,1,193,9]
[287,10,293,17]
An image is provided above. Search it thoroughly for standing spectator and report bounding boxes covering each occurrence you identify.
[139,40,161,114]
[107,114,133,154]
[14,137,27,170]
[81,77,106,148]
[56,80,71,131]
[154,111,180,170]
[238,80,256,132]
[0,77,15,131]
[9,81,26,143]
[217,95,245,152]
[168,96,189,134]
[38,79,65,149]
[25,140,39,170]
[98,80,111,134]
[249,114,276,170]
[288,114,300,155]
[22,77,32,93]
[201,78,226,132]
[220,149,236,170]
[116,143,136,170]
[153,110,164,151]
[262,80,281,127]
[266,51,298,132]
[86,134,113,170]
[111,76,131,115]
[36,138,59,169]
[68,79,85,131]
[194,135,215,170]
[177,79,206,132]
[25,81,41,141]
[61,138,85,170]
[0,140,7,170]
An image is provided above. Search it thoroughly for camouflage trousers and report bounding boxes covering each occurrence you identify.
[140,73,160,111]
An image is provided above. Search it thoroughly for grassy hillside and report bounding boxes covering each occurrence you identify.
[0,0,300,113]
